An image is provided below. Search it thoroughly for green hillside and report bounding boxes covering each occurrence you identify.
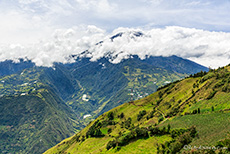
[0,68,83,154]
[0,88,82,154]
[45,65,230,154]
[0,56,207,153]
[63,56,207,122]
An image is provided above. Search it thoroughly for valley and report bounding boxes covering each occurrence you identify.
[0,55,207,153]
[45,65,230,154]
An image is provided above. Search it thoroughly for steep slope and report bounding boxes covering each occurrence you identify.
[0,59,34,77]
[62,55,208,120]
[39,65,80,101]
[0,55,208,153]
[0,68,83,154]
[0,55,208,122]
[45,65,230,154]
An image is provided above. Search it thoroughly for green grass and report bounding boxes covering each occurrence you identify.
[188,92,230,112]
[107,135,171,154]
[160,112,230,146]
[101,127,109,135]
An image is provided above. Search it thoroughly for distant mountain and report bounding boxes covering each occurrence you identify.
[0,55,208,121]
[0,59,34,77]
[0,55,208,153]
[60,55,208,118]
[44,65,230,154]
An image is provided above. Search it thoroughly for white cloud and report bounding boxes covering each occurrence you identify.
[1,1,230,68]
[1,26,230,68]
[0,25,106,67]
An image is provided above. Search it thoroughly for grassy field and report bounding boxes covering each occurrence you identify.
[107,135,172,154]
[160,112,230,146]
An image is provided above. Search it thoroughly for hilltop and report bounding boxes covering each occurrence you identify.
[45,65,230,154]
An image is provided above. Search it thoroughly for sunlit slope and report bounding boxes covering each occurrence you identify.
[45,66,230,154]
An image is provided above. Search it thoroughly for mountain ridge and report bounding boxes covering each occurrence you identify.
[44,64,230,154]
[0,55,208,153]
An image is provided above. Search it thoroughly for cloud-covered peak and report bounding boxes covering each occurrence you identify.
[1,26,230,68]
[84,26,230,67]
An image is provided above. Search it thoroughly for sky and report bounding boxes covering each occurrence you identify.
[1,0,230,68]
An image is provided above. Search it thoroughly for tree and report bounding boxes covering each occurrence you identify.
[137,110,146,121]
[212,106,215,112]
[119,112,124,118]
[167,124,171,133]
[198,108,200,114]
[106,140,116,150]
[107,112,114,120]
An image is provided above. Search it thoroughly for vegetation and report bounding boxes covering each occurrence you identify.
[0,89,82,154]
[137,110,147,121]
[86,120,104,137]
[0,56,209,153]
[44,64,230,154]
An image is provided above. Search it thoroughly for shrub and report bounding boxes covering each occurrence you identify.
[156,99,162,105]
[147,110,155,120]
[158,116,164,123]
[158,91,163,98]
[198,108,200,114]
[102,120,116,127]
[74,135,80,142]
[192,109,198,114]
[121,117,132,129]
[135,127,149,138]
[178,132,193,145]
[170,128,187,138]
[222,85,229,92]
[137,110,146,121]
[167,124,171,133]
[149,126,160,136]
[118,112,124,119]
[189,126,197,138]
[214,80,225,88]
[108,128,112,134]
[107,112,114,120]
[207,90,217,100]
[86,120,104,137]
[212,106,215,112]
[106,140,116,150]
[158,126,197,154]
[81,135,85,142]
[190,71,207,78]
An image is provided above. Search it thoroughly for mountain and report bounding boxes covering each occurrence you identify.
[0,68,83,154]
[0,55,208,153]
[44,65,230,154]
[0,59,34,77]
[56,55,208,120]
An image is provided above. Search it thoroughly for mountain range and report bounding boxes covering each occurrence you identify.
[0,54,208,153]
[0,30,211,154]
[45,64,230,154]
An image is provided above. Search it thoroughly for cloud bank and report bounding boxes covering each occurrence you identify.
[1,26,230,68]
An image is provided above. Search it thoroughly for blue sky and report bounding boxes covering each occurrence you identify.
[1,0,230,68]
